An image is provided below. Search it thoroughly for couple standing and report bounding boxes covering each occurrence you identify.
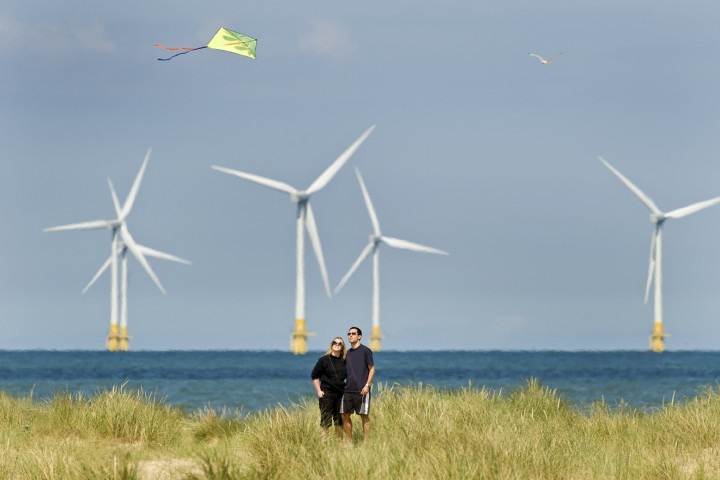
[311,326,375,442]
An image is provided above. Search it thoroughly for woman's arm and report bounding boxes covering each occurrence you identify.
[311,356,326,397]
[313,378,324,397]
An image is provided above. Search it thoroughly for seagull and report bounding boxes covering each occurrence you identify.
[529,52,561,65]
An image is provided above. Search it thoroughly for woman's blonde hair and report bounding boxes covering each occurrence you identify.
[324,337,346,360]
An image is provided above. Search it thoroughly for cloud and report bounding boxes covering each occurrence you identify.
[0,13,22,51]
[297,19,355,60]
[0,13,114,56]
[494,315,530,337]
[72,24,115,53]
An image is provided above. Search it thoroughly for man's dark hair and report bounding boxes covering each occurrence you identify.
[349,326,362,336]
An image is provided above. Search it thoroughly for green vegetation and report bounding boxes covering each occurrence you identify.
[2,380,720,479]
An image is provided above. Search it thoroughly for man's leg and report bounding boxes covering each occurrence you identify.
[360,414,370,441]
[341,413,352,441]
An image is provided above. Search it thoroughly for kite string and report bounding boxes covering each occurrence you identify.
[155,45,207,61]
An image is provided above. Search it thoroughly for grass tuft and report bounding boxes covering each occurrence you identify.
[3,381,720,478]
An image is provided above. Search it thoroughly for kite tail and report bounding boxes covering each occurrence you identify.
[154,45,207,61]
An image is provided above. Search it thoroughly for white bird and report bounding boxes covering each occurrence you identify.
[529,52,561,65]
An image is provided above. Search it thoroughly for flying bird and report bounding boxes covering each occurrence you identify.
[528,52,561,65]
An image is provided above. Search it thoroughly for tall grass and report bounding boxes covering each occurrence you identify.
[41,384,185,443]
[2,380,720,479]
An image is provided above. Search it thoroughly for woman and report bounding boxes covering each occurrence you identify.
[311,337,347,437]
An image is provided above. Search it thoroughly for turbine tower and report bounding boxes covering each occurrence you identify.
[44,149,190,350]
[211,126,375,354]
[599,156,720,352]
[334,168,448,351]
[81,238,191,350]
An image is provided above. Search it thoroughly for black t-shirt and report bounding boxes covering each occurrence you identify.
[345,344,374,392]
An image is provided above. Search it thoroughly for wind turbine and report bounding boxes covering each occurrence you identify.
[334,168,448,351]
[211,126,375,354]
[44,149,190,350]
[599,156,720,352]
[80,217,191,350]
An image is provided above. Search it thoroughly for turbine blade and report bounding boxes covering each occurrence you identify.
[137,245,192,265]
[334,241,375,295]
[306,125,375,195]
[120,149,151,221]
[82,255,113,294]
[108,178,122,218]
[304,203,332,297]
[644,227,658,304]
[355,168,381,236]
[44,219,118,232]
[211,165,297,195]
[381,236,449,255]
[665,196,720,219]
[598,156,662,215]
[120,227,166,294]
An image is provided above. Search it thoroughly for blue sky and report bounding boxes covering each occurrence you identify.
[2,1,720,350]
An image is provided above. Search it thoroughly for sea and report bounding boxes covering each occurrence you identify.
[1,350,720,415]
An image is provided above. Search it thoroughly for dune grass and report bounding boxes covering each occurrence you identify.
[2,380,720,479]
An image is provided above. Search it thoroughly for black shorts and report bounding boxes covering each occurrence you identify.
[340,391,371,416]
[318,392,343,428]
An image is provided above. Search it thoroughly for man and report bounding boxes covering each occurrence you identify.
[341,326,375,442]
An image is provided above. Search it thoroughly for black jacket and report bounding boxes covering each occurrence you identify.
[311,354,347,394]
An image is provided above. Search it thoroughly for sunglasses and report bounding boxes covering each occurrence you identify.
[347,332,358,336]
[332,341,343,346]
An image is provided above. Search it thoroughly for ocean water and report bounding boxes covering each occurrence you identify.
[1,350,719,414]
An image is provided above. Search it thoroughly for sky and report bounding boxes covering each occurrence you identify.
[3,1,720,351]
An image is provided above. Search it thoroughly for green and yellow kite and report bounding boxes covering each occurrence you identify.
[155,27,257,61]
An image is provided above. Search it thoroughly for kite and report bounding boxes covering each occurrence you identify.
[155,27,257,61]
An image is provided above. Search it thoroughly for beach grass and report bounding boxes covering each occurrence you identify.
[2,379,720,479]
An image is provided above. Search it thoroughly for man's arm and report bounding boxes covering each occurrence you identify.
[361,364,375,395]
[366,364,375,385]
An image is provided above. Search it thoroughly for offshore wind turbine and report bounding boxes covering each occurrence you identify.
[599,156,720,352]
[211,126,375,354]
[334,168,448,351]
[81,206,191,350]
[44,149,190,350]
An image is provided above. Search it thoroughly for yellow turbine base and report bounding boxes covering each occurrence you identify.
[650,323,667,353]
[290,318,307,355]
[118,327,129,352]
[370,325,382,352]
[106,324,120,352]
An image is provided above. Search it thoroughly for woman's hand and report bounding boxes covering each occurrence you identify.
[317,390,325,398]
